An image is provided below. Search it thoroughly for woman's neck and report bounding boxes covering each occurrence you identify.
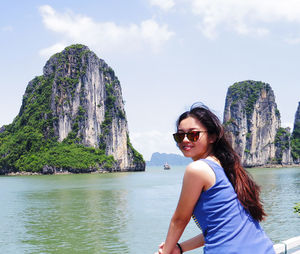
[205,155,221,166]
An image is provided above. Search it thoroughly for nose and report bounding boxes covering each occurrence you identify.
[182,135,190,142]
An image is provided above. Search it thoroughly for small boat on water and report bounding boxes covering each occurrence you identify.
[164,162,170,170]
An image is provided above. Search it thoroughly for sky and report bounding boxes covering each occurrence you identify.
[1,0,300,160]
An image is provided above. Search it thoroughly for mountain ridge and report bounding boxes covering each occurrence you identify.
[146,152,192,166]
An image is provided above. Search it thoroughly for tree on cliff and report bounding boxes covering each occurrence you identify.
[291,102,300,162]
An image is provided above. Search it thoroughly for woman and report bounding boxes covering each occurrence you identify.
[155,104,275,254]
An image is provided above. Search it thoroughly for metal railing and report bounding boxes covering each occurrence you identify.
[274,236,300,254]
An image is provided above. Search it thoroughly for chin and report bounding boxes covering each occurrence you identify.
[181,151,194,158]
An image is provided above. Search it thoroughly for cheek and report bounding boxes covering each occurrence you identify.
[178,143,184,150]
[177,143,190,153]
[195,140,208,149]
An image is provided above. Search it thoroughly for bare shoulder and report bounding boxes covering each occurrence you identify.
[184,160,216,189]
[186,160,213,175]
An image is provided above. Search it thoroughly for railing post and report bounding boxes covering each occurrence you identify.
[284,242,287,254]
[273,236,300,254]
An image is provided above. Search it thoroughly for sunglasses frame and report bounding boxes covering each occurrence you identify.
[173,131,207,143]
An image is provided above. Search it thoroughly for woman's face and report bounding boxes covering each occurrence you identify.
[177,116,214,161]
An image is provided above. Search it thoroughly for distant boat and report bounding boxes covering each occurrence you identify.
[164,162,170,170]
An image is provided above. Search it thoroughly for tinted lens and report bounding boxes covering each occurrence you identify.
[187,131,200,142]
[173,133,185,143]
[173,131,200,143]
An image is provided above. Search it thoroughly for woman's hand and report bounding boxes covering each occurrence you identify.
[154,242,164,254]
[154,242,181,254]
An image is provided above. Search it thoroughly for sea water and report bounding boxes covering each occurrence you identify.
[0,166,299,253]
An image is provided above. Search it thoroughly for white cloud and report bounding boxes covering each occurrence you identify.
[189,0,300,39]
[150,0,175,11]
[130,130,180,160]
[39,42,66,57]
[38,5,174,58]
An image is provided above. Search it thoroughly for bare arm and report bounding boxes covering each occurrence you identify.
[161,162,208,254]
[179,233,205,252]
[156,234,204,254]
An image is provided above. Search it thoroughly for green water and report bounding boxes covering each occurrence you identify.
[0,167,299,253]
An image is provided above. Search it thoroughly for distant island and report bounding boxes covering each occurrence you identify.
[146,152,192,167]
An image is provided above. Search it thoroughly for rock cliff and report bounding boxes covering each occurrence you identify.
[291,102,300,163]
[223,80,292,167]
[0,44,145,174]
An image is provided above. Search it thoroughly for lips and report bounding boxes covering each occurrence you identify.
[181,145,193,151]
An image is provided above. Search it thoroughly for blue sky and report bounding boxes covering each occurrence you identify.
[1,0,300,160]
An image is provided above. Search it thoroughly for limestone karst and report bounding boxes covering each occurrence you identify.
[223,80,292,167]
[0,44,145,174]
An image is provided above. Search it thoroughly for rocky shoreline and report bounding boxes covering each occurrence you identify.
[2,163,300,176]
[4,170,112,176]
[245,163,300,169]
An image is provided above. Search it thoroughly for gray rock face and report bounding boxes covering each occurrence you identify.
[294,102,300,128]
[223,80,292,166]
[42,44,144,171]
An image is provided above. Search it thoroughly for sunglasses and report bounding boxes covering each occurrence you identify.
[173,131,207,143]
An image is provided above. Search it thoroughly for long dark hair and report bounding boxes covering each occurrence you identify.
[176,103,266,221]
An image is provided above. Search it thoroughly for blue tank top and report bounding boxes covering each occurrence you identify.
[192,159,275,254]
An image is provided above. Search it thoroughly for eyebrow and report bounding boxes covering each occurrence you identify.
[177,128,201,132]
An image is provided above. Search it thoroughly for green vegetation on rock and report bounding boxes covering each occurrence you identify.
[15,143,115,172]
[275,128,290,149]
[0,44,119,173]
[228,80,270,118]
[127,135,144,164]
[274,127,291,164]
[291,104,300,161]
[223,118,236,127]
[99,82,119,149]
